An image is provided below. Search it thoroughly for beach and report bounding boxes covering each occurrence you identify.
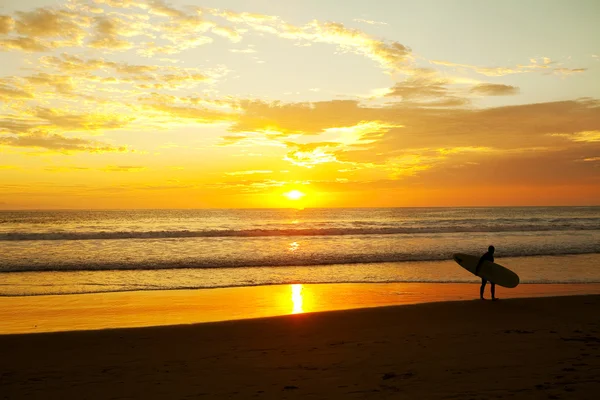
[2,286,600,399]
[2,208,599,398]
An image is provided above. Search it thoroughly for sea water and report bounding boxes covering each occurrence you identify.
[1,207,599,296]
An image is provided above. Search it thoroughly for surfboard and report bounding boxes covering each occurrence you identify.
[453,253,520,288]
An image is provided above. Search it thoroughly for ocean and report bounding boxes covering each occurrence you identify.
[1,207,599,296]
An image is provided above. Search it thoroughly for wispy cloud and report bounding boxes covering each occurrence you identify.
[470,83,519,96]
[0,133,129,153]
[102,165,146,172]
[225,170,273,176]
[430,57,586,77]
[353,18,388,26]
[552,131,600,143]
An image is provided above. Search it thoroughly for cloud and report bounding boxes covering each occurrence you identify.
[382,68,477,106]
[0,118,40,134]
[371,99,600,154]
[0,132,129,153]
[33,107,133,132]
[264,121,400,168]
[353,19,388,26]
[430,57,586,77]
[553,68,587,75]
[230,48,256,54]
[0,8,91,52]
[219,134,248,146]
[210,9,411,71]
[147,0,187,18]
[14,9,85,37]
[211,26,242,42]
[0,15,14,34]
[225,170,273,176]
[226,99,600,156]
[232,100,379,135]
[208,178,301,193]
[430,60,529,76]
[217,97,600,184]
[140,94,237,123]
[39,54,109,72]
[25,73,75,94]
[0,83,33,99]
[470,83,519,96]
[138,37,213,56]
[88,16,133,50]
[44,166,91,172]
[38,53,215,90]
[284,21,411,71]
[0,37,49,52]
[208,9,279,23]
[102,165,146,172]
[283,142,340,167]
[552,131,600,143]
[386,72,450,99]
[324,121,399,146]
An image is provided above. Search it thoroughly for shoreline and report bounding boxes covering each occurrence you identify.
[2,294,599,399]
[2,282,600,335]
[4,253,600,297]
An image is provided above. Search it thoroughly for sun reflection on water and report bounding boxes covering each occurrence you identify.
[289,241,299,252]
[291,284,304,314]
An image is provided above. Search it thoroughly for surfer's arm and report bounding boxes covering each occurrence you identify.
[475,256,484,276]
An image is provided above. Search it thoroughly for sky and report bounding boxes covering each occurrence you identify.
[0,0,599,209]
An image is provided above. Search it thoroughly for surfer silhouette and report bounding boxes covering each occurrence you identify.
[475,245,497,301]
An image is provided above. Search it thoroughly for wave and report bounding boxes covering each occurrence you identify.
[2,248,599,273]
[2,224,599,241]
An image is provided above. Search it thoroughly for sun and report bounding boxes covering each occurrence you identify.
[284,190,305,200]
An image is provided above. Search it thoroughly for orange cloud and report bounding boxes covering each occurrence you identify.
[470,83,519,96]
[0,15,14,34]
[32,107,133,132]
[0,132,129,153]
[0,83,33,99]
[88,16,133,50]
[15,8,89,40]
[0,8,92,52]
[102,165,146,172]
[0,36,49,52]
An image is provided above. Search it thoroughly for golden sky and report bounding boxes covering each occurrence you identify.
[1,0,599,209]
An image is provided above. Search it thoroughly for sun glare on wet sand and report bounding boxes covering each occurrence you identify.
[291,284,304,314]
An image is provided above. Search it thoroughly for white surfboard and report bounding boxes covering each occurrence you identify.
[453,253,520,288]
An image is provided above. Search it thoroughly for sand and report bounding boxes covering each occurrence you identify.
[1,292,600,399]
[3,283,600,334]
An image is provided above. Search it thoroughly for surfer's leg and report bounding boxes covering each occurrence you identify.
[480,278,487,299]
[491,283,497,300]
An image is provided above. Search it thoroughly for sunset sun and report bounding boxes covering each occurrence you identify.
[284,190,305,201]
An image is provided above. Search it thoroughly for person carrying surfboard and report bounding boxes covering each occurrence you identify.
[475,245,497,301]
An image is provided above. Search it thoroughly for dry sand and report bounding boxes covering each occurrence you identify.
[2,294,600,399]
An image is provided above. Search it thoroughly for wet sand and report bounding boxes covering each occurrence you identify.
[1,290,600,399]
[2,283,600,334]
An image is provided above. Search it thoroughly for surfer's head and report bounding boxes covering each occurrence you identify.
[488,245,495,254]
